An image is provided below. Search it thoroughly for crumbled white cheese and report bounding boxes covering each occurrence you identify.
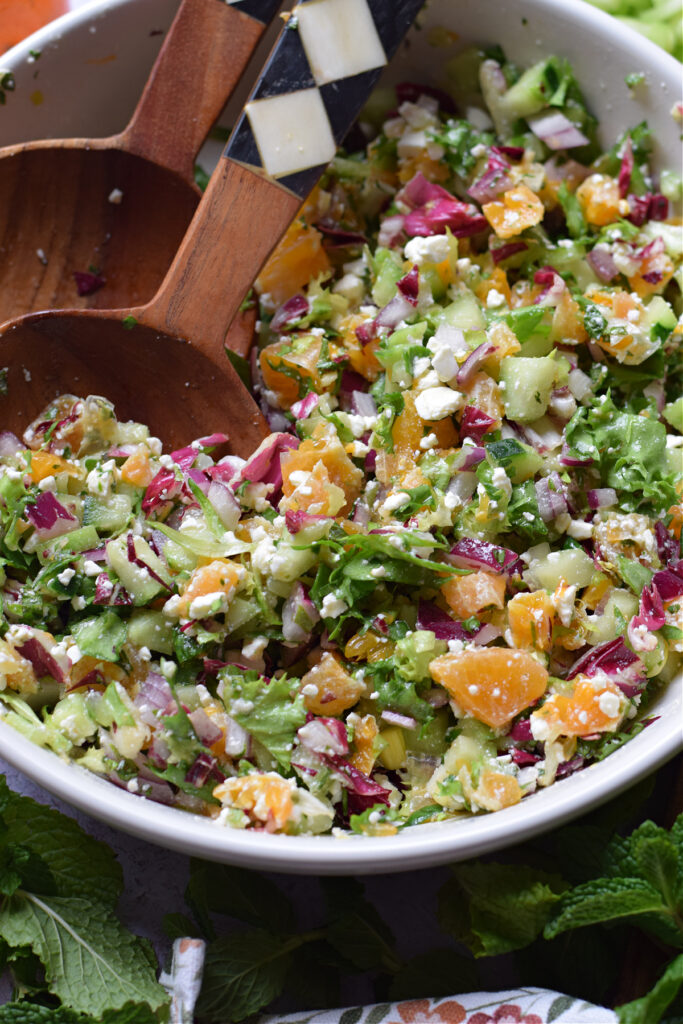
[382,491,411,513]
[56,567,75,586]
[415,387,464,420]
[491,467,512,499]
[404,234,450,266]
[431,345,458,382]
[567,518,594,539]
[108,188,123,204]
[486,288,506,309]
[597,690,621,719]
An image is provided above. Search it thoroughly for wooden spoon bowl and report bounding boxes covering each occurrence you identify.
[0,0,280,325]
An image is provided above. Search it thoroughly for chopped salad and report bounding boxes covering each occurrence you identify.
[0,49,681,837]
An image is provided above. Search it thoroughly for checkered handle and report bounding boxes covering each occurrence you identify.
[227,0,283,24]
[225,0,426,197]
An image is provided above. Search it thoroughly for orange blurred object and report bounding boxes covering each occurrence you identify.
[0,0,68,54]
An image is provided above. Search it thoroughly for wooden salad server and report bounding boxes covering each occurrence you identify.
[0,0,282,324]
[0,0,426,457]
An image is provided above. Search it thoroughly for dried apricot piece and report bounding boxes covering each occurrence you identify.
[348,712,379,775]
[429,647,549,729]
[483,184,545,239]
[300,652,365,716]
[256,219,330,305]
[28,450,81,483]
[281,426,363,515]
[177,559,242,618]
[441,571,506,620]
[507,590,555,652]
[576,174,622,226]
[213,773,294,832]
[531,674,624,740]
[462,371,504,426]
[119,449,154,487]
[260,333,323,408]
[393,392,458,455]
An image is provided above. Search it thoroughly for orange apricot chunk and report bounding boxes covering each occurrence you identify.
[70,655,127,691]
[348,712,379,775]
[177,559,242,618]
[213,773,294,832]
[119,449,154,487]
[550,289,588,344]
[28,450,81,483]
[281,427,362,516]
[260,333,323,408]
[442,571,506,620]
[507,589,555,652]
[462,371,504,427]
[483,183,545,239]
[393,392,458,455]
[531,674,624,740]
[483,321,521,373]
[429,647,549,729]
[475,267,511,308]
[476,770,522,811]
[300,652,365,716]
[576,174,622,226]
[255,219,330,305]
[628,249,674,298]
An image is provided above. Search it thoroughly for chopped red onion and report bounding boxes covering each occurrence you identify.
[618,140,634,198]
[188,707,224,747]
[535,473,568,522]
[445,471,478,508]
[207,480,241,531]
[351,391,378,417]
[0,431,23,456]
[491,240,528,264]
[533,266,565,306]
[528,110,589,150]
[284,509,330,534]
[282,582,319,642]
[567,637,643,681]
[405,199,488,238]
[425,687,449,708]
[378,214,405,248]
[299,717,349,756]
[270,294,309,332]
[567,368,593,402]
[586,247,618,282]
[137,672,175,715]
[73,270,105,296]
[492,145,524,160]
[15,634,67,685]
[185,751,223,788]
[376,291,416,330]
[323,754,391,809]
[556,756,585,779]
[459,406,496,444]
[397,265,419,306]
[473,622,502,646]
[627,193,650,227]
[456,342,496,387]
[467,150,511,204]
[448,537,518,574]
[460,446,487,470]
[25,492,76,537]
[124,534,172,592]
[587,488,617,509]
[94,571,133,606]
[291,393,320,420]
[240,432,299,493]
[381,710,417,730]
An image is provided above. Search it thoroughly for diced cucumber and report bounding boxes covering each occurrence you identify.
[500,355,558,422]
[371,248,404,307]
[106,534,173,605]
[127,609,174,655]
[442,290,486,330]
[663,397,683,432]
[486,438,544,483]
[443,718,496,774]
[405,708,449,757]
[524,546,595,590]
[163,537,197,573]
[642,295,677,344]
[50,693,97,744]
[38,525,101,564]
[499,60,555,119]
[586,589,638,646]
[224,596,261,636]
[82,493,133,534]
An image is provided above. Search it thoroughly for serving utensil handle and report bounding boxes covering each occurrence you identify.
[141,0,425,358]
[119,0,282,182]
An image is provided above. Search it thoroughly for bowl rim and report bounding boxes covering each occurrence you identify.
[0,0,681,874]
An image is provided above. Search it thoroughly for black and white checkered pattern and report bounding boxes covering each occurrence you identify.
[226,0,283,23]
[225,0,426,198]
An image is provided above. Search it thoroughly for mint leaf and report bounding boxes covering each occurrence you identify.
[186,860,294,935]
[634,835,679,910]
[441,863,566,957]
[544,877,666,939]
[617,953,683,1024]
[327,911,400,973]
[0,1007,83,1023]
[2,783,122,906]
[196,929,295,1022]
[0,893,167,1017]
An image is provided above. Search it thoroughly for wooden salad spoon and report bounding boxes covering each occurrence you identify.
[0,0,282,324]
[0,0,425,458]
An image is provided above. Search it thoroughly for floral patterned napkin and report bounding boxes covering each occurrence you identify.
[259,992,617,1024]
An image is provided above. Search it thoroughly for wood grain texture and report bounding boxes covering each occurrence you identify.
[118,0,266,182]
[136,159,300,363]
[0,312,268,456]
[0,0,270,330]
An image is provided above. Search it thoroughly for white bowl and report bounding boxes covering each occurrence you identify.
[0,0,681,874]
